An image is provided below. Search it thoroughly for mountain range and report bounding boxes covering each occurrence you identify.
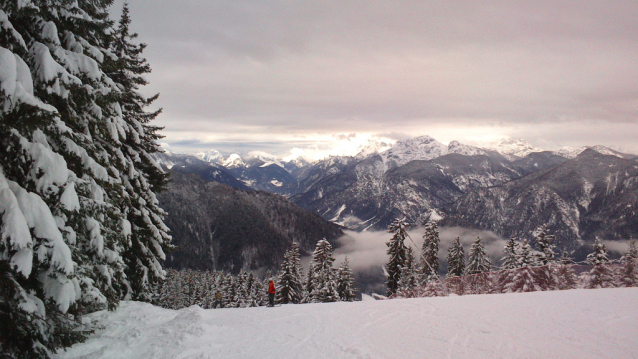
[158,136,638,254]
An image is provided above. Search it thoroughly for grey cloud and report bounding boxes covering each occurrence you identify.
[113,0,638,153]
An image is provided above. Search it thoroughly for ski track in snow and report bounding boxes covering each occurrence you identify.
[54,288,638,359]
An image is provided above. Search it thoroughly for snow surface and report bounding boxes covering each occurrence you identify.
[55,288,638,359]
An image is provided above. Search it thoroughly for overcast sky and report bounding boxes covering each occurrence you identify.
[112,0,638,158]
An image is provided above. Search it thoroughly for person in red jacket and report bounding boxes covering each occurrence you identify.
[267,280,276,307]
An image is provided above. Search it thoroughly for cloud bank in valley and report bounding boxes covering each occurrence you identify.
[333,227,506,272]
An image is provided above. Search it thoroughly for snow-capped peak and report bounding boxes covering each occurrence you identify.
[196,149,224,164]
[354,139,393,160]
[222,154,245,168]
[248,151,284,168]
[555,145,630,159]
[380,135,448,168]
[487,137,542,159]
[447,140,487,156]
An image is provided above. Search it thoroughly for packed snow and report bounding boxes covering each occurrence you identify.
[54,288,638,359]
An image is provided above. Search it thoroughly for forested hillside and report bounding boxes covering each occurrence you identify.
[158,171,344,273]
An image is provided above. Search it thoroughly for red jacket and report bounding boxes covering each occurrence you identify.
[268,281,276,294]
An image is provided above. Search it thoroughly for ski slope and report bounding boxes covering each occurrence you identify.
[54,288,638,359]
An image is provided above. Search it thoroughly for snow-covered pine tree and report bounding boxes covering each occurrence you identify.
[584,238,615,289]
[617,239,638,287]
[222,273,236,308]
[336,256,357,302]
[554,252,578,290]
[465,237,491,275]
[446,237,465,277]
[533,226,555,265]
[0,1,141,356]
[396,247,419,298]
[236,271,249,307]
[302,262,315,303]
[276,242,303,304]
[245,272,259,307]
[531,226,557,289]
[419,221,439,285]
[465,237,494,294]
[421,274,446,297]
[310,238,339,303]
[385,218,408,296]
[107,2,171,301]
[250,274,266,306]
[500,238,541,293]
[500,237,519,270]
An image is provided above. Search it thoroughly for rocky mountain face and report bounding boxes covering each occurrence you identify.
[444,149,638,251]
[159,135,637,255]
[225,157,296,194]
[291,152,539,230]
[158,171,344,273]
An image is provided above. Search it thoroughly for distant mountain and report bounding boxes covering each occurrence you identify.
[447,140,489,157]
[222,153,246,168]
[354,138,394,160]
[444,149,638,251]
[193,151,296,194]
[291,151,533,230]
[160,136,637,254]
[487,137,542,159]
[555,145,637,160]
[196,149,225,164]
[284,155,360,197]
[380,135,448,169]
[158,171,344,273]
[226,157,296,194]
[153,153,249,190]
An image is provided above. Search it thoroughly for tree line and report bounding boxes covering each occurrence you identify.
[386,219,638,298]
[154,240,358,309]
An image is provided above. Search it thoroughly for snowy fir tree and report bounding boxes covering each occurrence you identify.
[446,237,465,277]
[396,247,419,298]
[276,242,303,304]
[465,237,492,275]
[336,256,357,302]
[554,252,578,290]
[385,218,408,296]
[617,238,638,288]
[421,275,446,297]
[310,239,339,303]
[516,238,535,267]
[499,238,542,293]
[533,226,555,266]
[108,2,172,301]
[419,221,439,284]
[500,237,519,270]
[0,2,171,355]
[584,238,615,289]
[302,261,315,304]
[464,237,493,294]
